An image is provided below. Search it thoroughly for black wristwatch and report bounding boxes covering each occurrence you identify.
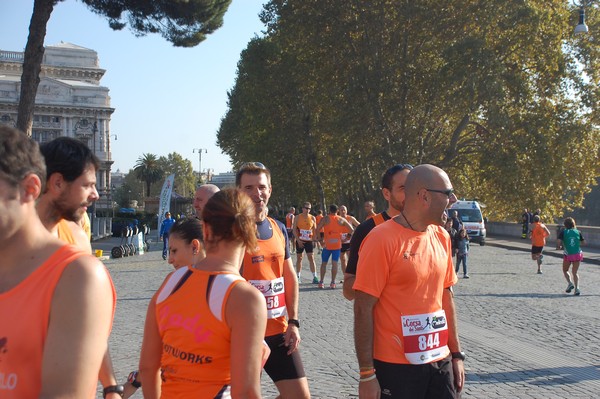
[103,385,124,398]
[451,351,466,361]
[288,319,300,328]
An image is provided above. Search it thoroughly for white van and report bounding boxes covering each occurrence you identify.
[448,200,486,246]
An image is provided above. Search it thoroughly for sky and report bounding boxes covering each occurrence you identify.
[1,0,267,175]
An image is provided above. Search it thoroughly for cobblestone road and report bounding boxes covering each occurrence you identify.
[97,236,600,398]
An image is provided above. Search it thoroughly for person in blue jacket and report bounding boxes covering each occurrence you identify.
[159,211,176,260]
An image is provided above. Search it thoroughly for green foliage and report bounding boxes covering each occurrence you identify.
[134,153,163,197]
[157,152,196,197]
[218,0,600,220]
[80,0,232,47]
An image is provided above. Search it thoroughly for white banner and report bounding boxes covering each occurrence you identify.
[157,174,175,241]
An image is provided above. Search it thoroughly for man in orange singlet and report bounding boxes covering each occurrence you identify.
[315,209,324,254]
[530,214,551,274]
[364,200,377,220]
[286,206,296,254]
[316,204,355,289]
[354,164,465,398]
[0,126,115,398]
[292,201,319,283]
[344,163,413,300]
[36,137,122,398]
[236,162,311,399]
[339,205,360,275]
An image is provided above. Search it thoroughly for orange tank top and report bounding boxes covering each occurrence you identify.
[242,217,287,337]
[155,267,244,398]
[296,214,315,241]
[0,245,115,398]
[372,213,386,226]
[323,215,347,250]
[531,222,548,247]
[316,215,324,232]
[285,213,294,229]
[56,219,77,245]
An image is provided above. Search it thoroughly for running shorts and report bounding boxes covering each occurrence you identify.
[564,253,583,262]
[531,246,544,254]
[374,357,457,399]
[296,240,314,254]
[263,333,306,382]
[341,243,351,253]
[321,248,341,263]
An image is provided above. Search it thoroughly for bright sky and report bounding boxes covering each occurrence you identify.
[1,0,267,175]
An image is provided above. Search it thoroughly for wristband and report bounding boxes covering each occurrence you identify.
[103,385,124,398]
[288,319,300,328]
[359,374,377,383]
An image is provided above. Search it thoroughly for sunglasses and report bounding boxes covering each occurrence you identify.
[426,188,455,198]
[238,161,268,172]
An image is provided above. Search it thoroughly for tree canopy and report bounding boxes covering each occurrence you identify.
[217,0,600,221]
[17,0,232,134]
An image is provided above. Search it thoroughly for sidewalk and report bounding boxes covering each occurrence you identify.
[486,233,600,265]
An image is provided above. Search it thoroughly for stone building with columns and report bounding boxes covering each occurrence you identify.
[0,42,115,238]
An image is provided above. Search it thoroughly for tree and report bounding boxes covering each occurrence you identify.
[218,0,600,221]
[134,153,163,197]
[157,152,196,198]
[16,0,232,135]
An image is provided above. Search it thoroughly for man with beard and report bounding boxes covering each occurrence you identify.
[343,164,413,300]
[36,137,99,253]
[36,137,123,398]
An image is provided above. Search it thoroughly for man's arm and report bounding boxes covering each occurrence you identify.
[354,290,380,399]
[139,295,162,399]
[442,287,465,392]
[41,256,114,398]
[282,257,301,354]
[344,222,371,300]
[291,214,301,243]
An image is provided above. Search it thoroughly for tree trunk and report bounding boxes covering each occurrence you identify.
[16,0,58,135]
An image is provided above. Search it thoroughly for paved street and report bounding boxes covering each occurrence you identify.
[96,236,600,398]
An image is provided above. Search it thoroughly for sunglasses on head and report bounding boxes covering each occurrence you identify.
[238,161,268,172]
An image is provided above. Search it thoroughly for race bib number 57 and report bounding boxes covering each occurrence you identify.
[401,310,449,364]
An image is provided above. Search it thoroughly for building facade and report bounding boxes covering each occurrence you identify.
[0,42,115,238]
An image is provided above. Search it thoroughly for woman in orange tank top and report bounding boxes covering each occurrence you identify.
[139,189,268,398]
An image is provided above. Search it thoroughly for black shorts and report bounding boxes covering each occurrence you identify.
[286,229,294,239]
[296,240,314,254]
[341,243,351,253]
[531,246,544,254]
[263,333,306,382]
[374,357,457,399]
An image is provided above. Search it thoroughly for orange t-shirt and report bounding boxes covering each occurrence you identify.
[242,217,288,337]
[56,219,77,245]
[354,222,457,364]
[0,245,116,398]
[323,215,348,250]
[531,222,549,247]
[155,267,244,398]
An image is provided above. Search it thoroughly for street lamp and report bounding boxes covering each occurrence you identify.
[193,148,207,182]
[574,0,596,34]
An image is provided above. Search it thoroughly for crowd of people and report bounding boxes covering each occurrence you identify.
[1,124,588,399]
